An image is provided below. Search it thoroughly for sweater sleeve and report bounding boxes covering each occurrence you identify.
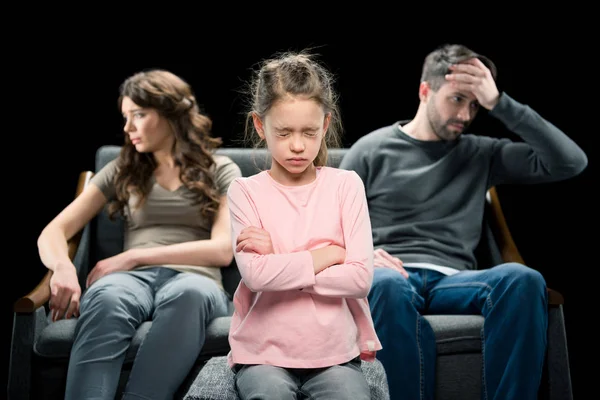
[302,172,374,298]
[227,179,316,292]
[339,138,370,184]
[488,92,588,187]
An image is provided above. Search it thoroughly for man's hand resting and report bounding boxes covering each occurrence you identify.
[374,248,408,278]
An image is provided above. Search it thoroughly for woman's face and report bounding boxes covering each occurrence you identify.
[121,96,174,154]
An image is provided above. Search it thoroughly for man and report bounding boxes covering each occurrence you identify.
[339,43,587,400]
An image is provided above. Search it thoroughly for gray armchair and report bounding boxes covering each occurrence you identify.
[9,145,572,399]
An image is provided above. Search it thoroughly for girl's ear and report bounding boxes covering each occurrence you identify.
[252,112,265,140]
[322,112,331,137]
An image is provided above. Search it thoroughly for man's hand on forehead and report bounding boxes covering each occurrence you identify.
[445,58,500,110]
[452,58,490,77]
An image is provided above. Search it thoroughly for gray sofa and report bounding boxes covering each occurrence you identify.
[9,145,573,399]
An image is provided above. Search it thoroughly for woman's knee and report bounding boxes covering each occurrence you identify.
[79,273,151,324]
[82,279,136,313]
[158,274,226,315]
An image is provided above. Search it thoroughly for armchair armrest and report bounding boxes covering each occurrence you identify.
[486,187,563,306]
[14,171,94,313]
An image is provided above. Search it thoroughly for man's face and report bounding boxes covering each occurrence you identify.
[426,82,480,141]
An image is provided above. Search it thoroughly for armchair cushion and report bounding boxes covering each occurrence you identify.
[426,315,483,354]
[184,356,390,400]
[34,316,233,361]
[33,313,482,362]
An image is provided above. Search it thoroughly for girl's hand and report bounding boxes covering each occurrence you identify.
[236,227,274,255]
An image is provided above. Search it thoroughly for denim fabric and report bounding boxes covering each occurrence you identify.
[234,357,370,400]
[65,267,230,400]
[368,263,548,400]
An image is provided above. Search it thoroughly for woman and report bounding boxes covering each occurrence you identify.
[37,69,241,400]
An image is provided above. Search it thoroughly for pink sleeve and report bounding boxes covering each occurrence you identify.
[302,172,374,298]
[227,179,316,292]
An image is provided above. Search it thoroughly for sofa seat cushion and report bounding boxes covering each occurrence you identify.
[34,316,232,362]
[33,314,482,363]
[184,356,390,400]
[424,315,483,354]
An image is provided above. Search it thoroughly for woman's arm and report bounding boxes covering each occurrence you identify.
[129,194,234,268]
[37,183,108,320]
[38,183,108,273]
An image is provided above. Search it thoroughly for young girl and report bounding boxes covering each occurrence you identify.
[226,51,381,400]
[37,69,241,400]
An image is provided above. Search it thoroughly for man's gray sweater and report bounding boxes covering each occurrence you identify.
[339,93,588,271]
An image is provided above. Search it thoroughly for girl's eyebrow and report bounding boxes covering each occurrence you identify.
[274,125,320,131]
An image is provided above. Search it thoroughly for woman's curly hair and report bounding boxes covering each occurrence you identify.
[108,69,223,222]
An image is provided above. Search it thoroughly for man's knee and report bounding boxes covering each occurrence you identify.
[371,268,411,292]
[369,268,414,305]
[494,262,547,296]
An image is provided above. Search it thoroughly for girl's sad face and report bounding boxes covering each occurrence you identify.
[253,95,330,186]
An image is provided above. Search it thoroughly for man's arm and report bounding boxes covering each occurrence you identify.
[487,92,588,186]
[448,58,587,186]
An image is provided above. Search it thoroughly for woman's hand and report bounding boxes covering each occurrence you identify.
[86,249,138,287]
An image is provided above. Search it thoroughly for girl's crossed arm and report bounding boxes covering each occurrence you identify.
[228,180,317,292]
[301,172,374,299]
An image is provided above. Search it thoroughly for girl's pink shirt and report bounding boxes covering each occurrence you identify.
[226,166,382,369]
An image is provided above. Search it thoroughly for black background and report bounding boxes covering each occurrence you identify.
[4,17,595,398]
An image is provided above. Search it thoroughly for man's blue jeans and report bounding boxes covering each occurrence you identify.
[368,263,548,400]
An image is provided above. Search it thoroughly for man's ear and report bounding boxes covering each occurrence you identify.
[419,81,431,102]
[252,113,265,140]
